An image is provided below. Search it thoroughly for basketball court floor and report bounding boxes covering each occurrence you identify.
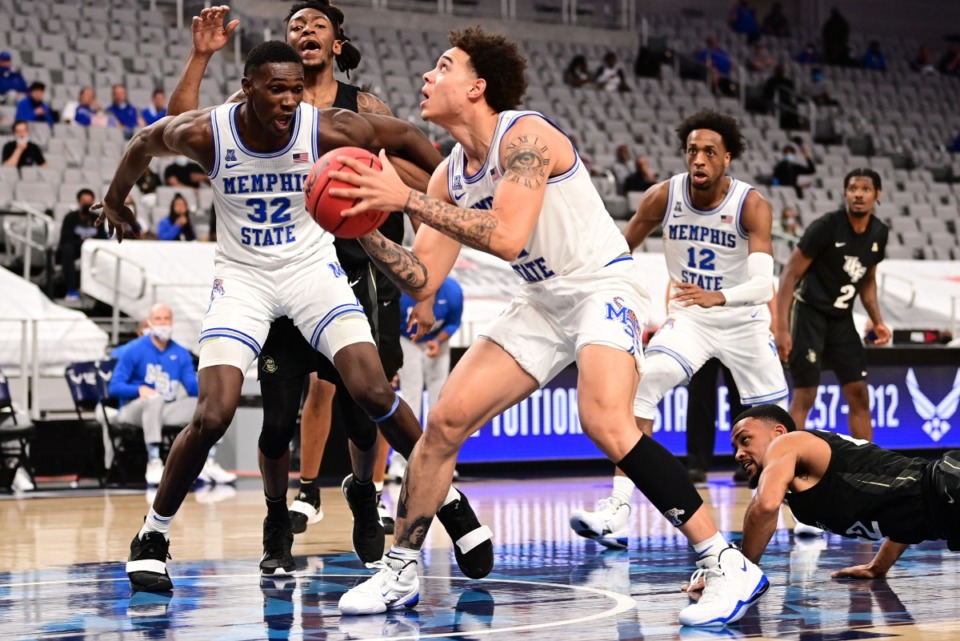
[2,474,958,640]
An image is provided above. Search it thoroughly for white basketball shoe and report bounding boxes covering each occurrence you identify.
[338,552,420,616]
[569,497,630,549]
[679,546,769,627]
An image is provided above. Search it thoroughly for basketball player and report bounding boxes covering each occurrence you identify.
[728,404,960,579]
[570,110,787,549]
[776,169,890,440]
[95,42,489,593]
[167,2,402,538]
[326,28,767,626]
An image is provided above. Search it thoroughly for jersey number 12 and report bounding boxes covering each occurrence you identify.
[686,247,716,271]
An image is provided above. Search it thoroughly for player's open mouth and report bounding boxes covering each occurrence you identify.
[692,173,708,184]
[275,115,293,129]
[741,461,753,474]
[300,40,321,57]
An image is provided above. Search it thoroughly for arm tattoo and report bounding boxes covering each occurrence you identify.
[403,191,499,252]
[357,92,394,116]
[358,231,428,294]
[503,134,549,190]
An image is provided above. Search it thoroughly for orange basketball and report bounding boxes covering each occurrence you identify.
[304,147,390,239]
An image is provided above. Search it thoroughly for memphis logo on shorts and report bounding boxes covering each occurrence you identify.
[606,296,642,354]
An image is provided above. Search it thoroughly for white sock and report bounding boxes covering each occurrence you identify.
[611,475,636,505]
[208,445,218,459]
[374,481,384,493]
[139,508,174,540]
[692,531,728,559]
[441,485,460,508]
[387,545,420,564]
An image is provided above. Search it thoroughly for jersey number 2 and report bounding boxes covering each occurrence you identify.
[686,247,716,271]
[833,284,856,309]
[246,197,292,224]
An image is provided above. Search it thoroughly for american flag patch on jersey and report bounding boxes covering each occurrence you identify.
[293,152,309,163]
[721,214,733,223]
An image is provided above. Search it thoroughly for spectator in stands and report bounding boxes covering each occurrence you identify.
[595,51,629,92]
[109,303,234,486]
[0,51,28,101]
[15,82,54,125]
[822,8,851,66]
[58,188,106,300]
[622,155,658,195]
[911,46,937,75]
[764,64,795,112]
[2,120,46,169]
[762,2,790,38]
[157,194,196,241]
[728,1,760,42]
[137,167,161,195]
[862,40,887,71]
[563,55,595,88]
[937,46,960,76]
[696,36,732,95]
[796,42,820,65]
[142,89,167,126]
[774,206,802,236]
[164,157,210,188]
[747,43,775,72]
[773,142,816,197]
[63,86,107,127]
[106,84,144,138]
[948,133,960,154]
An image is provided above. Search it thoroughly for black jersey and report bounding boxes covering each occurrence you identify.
[331,81,403,300]
[795,209,888,316]
[786,430,944,544]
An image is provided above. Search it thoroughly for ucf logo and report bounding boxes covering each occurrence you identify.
[842,255,867,283]
[846,520,883,541]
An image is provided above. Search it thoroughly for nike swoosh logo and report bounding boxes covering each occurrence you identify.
[835,242,846,247]
[225,162,243,169]
[382,301,392,307]
[750,310,759,318]
[673,212,686,218]
[947,491,955,504]
[740,559,748,572]
[348,277,362,287]
[454,193,465,201]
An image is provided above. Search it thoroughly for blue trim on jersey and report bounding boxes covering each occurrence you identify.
[734,186,752,240]
[199,326,263,352]
[681,174,738,215]
[547,155,581,184]
[310,303,366,349]
[742,388,789,404]
[446,156,457,204]
[311,107,320,162]
[646,345,694,380]
[604,256,634,267]
[199,330,260,356]
[208,110,221,179]
[229,102,302,158]
[661,178,675,232]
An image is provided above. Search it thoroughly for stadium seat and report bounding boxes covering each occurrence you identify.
[0,366,35,492]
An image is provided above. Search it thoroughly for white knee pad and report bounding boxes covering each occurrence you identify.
[198,336,257,372]
[632,353,690,419]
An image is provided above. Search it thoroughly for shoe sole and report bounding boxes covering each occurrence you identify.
[290,501,324,534]
[680,575,770,627]
[260,565,295,576]
[570,518,629,550]
[128,571,173,593]
[339,590,419,616]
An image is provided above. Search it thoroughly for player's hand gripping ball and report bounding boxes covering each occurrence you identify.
[304,147,389,238]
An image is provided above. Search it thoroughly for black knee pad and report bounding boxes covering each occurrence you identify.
[258,377,303,459]
[618,436,703,527]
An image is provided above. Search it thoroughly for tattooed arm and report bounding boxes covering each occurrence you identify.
[356,91,394,116]
[331,116,573,261]
[358,158,463,300]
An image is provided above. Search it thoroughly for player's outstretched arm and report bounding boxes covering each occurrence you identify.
[622,180,669,251]
[321,109,442,177]
[741,437,798,563]
[358,159,462,299]
[168,6,239,116]
[831,539,909,579]
[94,111,214,241]
[859,265,891,345]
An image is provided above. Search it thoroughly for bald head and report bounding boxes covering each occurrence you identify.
[148,304,173,324]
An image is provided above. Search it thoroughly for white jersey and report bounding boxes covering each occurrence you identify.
[662,172,762,319]
[446,110,629,284]
[207,102,334,271]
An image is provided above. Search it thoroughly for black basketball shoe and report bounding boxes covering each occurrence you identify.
[377,491,396,535]
[126,531,173,592]
[289,486,323,535]
[260,516,296,576]
[437,488,494,579]
[341,474,385,563]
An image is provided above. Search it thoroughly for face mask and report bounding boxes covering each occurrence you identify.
[784,154,796,163]
[150,324,174,342]
[16,135,29,144]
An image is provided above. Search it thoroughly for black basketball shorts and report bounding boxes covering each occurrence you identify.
[788,300,866,388]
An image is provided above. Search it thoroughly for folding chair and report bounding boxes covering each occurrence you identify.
[0,367,35,492]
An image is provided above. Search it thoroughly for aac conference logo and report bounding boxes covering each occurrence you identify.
[905,368,960,443]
